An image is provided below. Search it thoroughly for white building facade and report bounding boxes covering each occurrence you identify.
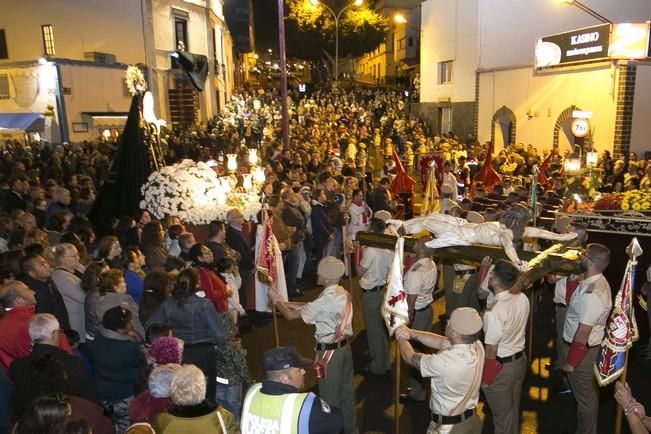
[0,0,234,144]
[416,0,651,157]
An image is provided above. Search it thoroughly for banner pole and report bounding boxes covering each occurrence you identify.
[271,303,280,348]
[394,339,400,434]
[614,352,630,434]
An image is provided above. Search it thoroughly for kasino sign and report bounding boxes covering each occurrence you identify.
[535,23,611,68]
[535,22,651,69]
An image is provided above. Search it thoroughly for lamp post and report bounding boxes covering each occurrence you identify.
[310,0,363,81]
[558,0,612,24]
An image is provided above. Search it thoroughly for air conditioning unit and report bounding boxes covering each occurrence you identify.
[83,52,117,64]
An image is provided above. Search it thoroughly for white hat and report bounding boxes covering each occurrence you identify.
[449,307,483,335]
[466,211,485,224]
[374,210,392,222]
[317,256,345,281]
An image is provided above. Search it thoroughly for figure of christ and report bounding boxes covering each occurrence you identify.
[391,204,576,270]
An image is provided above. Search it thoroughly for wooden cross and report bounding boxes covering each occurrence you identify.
[357,232,583,293]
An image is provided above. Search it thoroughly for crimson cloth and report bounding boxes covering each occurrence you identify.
[389,150,416,195]
[472,142,501,195]
[196,267,229,313]
[482,359,503,386]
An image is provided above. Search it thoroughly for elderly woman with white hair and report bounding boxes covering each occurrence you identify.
[154,364,237,433]
[51,243,87,342]
[129,363,182,424]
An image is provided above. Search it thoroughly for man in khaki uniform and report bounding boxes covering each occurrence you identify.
[271,256,357,434]
[396,307,485,434]
[357,218,393,375]
[402,237,437,402]
[480,259,529,434]
[562,243,612,434]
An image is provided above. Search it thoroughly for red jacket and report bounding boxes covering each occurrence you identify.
[196,266,229,313]
[0,305,71,374]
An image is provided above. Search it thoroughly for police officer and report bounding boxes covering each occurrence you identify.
[271,256,357,434]
[396,307,485,434]
[480,259,529,434]
[401,237,437,402]
[241,346,344,433]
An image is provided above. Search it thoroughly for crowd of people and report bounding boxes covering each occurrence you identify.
[0,83,649,434]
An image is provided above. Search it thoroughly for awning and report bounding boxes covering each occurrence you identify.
[0,113,45,131]
[83,111,128,128]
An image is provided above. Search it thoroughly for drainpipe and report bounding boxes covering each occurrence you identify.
[53,62,69,143]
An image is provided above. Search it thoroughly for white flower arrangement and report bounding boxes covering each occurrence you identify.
[140,159,261,224]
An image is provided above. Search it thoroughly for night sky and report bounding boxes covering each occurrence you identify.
[252,0,279,54]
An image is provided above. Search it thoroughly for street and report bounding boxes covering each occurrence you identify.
[242,276,649,434]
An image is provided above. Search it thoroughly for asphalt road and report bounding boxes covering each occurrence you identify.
[240,276,650,434]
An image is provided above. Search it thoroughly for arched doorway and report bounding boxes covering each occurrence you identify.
[491,106,516,152]
[553,105,593,155]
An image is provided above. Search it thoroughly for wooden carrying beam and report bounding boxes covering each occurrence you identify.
[357,232,583,288]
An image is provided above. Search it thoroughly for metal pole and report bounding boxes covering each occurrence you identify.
[394,340,401,434]
[277,0,289,149]
[335,18,339,81]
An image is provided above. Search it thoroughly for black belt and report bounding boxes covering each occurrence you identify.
[184,341,215,349]
[316,338,348,351]
[415,304,432,313]
[497,351,524,363]
[431,408,475,425]
[455,269,476,276]
[363,285,384,292]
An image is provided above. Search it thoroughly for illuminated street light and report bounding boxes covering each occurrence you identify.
[558,0,612,24]
[394,13,407,24]
[311,0,363,80]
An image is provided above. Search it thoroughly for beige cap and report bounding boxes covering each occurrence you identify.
[317,256,345,281]
[441,184,453,195]
[449,307,483,335]
[466,211,485,224]
[374,210,392,222]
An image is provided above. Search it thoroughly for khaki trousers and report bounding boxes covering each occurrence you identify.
[555,305,568,364]
[443,265,480,317]
[483,355,527,434]
[318,343,357,434]
[409,305,433,399]
[567,346,600,434]
[362,289,391,374]
[426,414,482,434]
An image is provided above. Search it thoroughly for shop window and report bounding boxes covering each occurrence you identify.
[0,75,8,99]
[0,30,7,59]
[439,60,453,84]
[41,25,55,56]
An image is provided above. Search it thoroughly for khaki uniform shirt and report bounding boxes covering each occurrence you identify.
[420,342,484,419]
[483,291,529,358]
[359,247,393,290]
[563,273,612,346]
[300,285,353,343]
[404,258,437,310]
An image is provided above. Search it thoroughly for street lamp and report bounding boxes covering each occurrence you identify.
[310,0,363,81]
[558,0,612,24]
[393,12,421,34]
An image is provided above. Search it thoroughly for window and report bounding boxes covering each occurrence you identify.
[439,60,453,84]
[398,38,405,49]
[408,37,414,48]
[174,17,188,51]
[41,25,55,56]
[0,29,7,59]
[0,75,9,99]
